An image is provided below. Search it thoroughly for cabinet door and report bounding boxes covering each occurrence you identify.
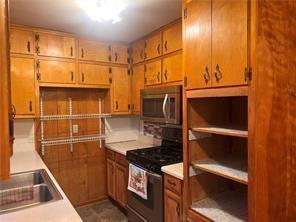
[211,0,248,87]
[111,43,128,64]
[115,163,127,207]
[38,59,76,84]
[162,53,182,83]
[79,63,110,85]
[79,40,111,62]
[10,57,35,116]
[164,189,182,222]
[184,0,211,89]
[10,28,34,55]
[145,60,162,86]
[131,65,144,114]
[107,159,116,199]
[145,32,162,60]
[163,21,182,55]
[37,33,76,58]
[112,66,131,113]
[131,39,145,64]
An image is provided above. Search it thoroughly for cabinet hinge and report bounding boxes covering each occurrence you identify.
[36,73,41,81]
[35,46,40,54]
[109,67,112,73]
[244,67,252,82]
[109,77,112,84]
[183,8,187,19]
[35,33,40,42]
[184,76,188,87]
[36,60,40,68]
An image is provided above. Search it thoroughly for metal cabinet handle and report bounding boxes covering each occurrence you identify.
[27,41,31,52]
[157,72,160,82]
[115,52,118,62]
[82,73,85,82]
[81,48,84,58]
[167,179,176,186]
[214,64,222,82]
[115,101,119,110]
[29,101,33,112]
[71,71,74,81]
[70,46,73,57]
[164,41,168,52]
[157,43,161,54]
[164,69,168,80]
[176,203,180,216]
[11,104,16,118]
[203,66,210,84]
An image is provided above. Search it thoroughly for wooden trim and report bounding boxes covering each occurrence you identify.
[39,83,110,89]
[186,86,248,98]
[0,0,10,180]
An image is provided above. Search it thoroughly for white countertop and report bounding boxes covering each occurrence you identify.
[105,140,155,156]
[161,162,184,180]
[1,151,82,222]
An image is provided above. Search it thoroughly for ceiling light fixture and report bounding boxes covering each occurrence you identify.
[78,0,126,24]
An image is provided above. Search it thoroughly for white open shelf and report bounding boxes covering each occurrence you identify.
[191,191,247,222]
[191,158,248,185]
[40,134,107,146]
[191,126,248,138]
[40,113,111,121]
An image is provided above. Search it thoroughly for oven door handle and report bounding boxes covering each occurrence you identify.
[162,94,169,120]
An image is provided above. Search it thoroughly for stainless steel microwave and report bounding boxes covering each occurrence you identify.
[140,86,182,124]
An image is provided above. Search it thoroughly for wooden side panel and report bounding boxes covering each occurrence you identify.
[132,39,145,64]
[10,57,35,116]
[37,33,76,59]
[163,21,182,55]
[111,43,128,64]
[145,32,162,60]
[79,39,110,62]
[249,1,296,221]
[162,53,182,83]
[38,59,76,84]
[211,0,248,87]
[10,28,34,55]
[145,60,162,85]
[131,65,144,114]
[79,63,110,85]
[184,0,211,89]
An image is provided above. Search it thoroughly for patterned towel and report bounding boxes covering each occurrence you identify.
[0,186,34,206]
[128,164,148,199]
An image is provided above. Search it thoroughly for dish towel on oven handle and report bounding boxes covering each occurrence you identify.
[128,163,148,200]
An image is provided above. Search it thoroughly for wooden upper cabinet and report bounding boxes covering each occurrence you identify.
[111,43,129,64]
[211,0,248,87]
[184,0,212,89]
[131,39,145,64]
[163,21,182,55]
[162,53,182,83]
[131,65,144,114]
[115,163,127,207]
[79,40,111,63]
[144,59,162,86]
[112,66,131,113]
[10,57,35,116]
[36,33,76,59]
[10,28,34,55]
[79,63,110,86]
[37,59,76,84]
[145,32,162,60]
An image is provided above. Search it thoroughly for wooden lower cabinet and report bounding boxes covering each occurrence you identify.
[164,174,183,222]
[106,149,128,208]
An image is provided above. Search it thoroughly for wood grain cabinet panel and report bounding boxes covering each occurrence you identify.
[79,63,110,86]
[163,21,182,55]
[111,43,129,64]
[36,33,76,58]
[211,0,248,87]
[184,0,212,89]
[37,59,76,84]
[10,57,35,116]
[131,65,144,114]
[144,60,162,86]
[145,32,162,60]
[10,28,34,55]
[107,159,116,200]
[164,189,182,222]
[111,66,131,114]
[162,53,182,83]
[115,163,127,207]
[131,39,145,64]
[79,40,111,62]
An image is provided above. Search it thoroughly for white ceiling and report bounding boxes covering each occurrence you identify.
[9,0,182,43]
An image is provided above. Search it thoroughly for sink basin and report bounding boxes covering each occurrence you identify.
[0,169,62,214]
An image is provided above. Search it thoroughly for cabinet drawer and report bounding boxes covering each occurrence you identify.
[115,153,127,167]
[164,174,182,195]
[106,149,115,160]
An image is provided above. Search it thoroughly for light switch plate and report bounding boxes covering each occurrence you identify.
[73,124,79,133]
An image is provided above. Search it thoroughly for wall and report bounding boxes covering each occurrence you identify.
[13,119,35,152]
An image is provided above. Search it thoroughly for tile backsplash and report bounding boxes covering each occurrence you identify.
[143,121,164,139]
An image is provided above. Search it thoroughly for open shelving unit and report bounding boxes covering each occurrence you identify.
[185,94,249,221]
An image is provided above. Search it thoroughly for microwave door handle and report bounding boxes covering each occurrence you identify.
[162,94,169,119]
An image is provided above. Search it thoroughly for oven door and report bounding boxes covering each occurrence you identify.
[141,92,181,124]
[127,165,163,222]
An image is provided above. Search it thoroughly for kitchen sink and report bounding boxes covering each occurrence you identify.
[0,169,62,214]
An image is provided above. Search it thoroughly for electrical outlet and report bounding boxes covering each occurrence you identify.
[73,125,79,134]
